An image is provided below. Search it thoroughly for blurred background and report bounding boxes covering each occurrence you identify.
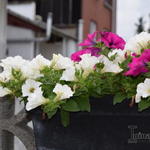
[1,0,116,61]
[0,0,150,150]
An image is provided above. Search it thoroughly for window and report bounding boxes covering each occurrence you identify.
[36,0,81,26]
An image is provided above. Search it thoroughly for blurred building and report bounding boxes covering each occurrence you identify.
[35,0,116,37]
[7,0,116,60]
[82,0,116,37]
[7,1,77,60]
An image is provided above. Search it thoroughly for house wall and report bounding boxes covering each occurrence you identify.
[7,25,35,59]
[82,0,113,38]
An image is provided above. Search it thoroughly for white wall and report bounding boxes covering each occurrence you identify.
[7,25,35,59]
[7,2,36,20]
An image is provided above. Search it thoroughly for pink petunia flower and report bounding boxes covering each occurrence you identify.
[79,32,97,47]
[124,49,150,76]
[100,32,126,50]
[71,47,101,62]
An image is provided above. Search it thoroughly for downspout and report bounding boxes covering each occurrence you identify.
[34,12,53,56]
[78,19,84,50]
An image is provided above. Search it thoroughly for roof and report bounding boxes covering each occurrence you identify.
[8,9,77,40]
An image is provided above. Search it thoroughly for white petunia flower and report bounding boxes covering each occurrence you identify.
[30,55,51,69]
[0,86,11,97]
[0,56,28,81]
[22,79,48,111]
[22,62,43,79]
[135,94,141,103]
[135,78,150,103]
[125,32,150,54]
[79,54,99,72]
[26,94,48,111]
[75,63,82,70]
[60,67,76,81]
[52,54,74,70]
[0,56,27,70]
[22,79,42,97]
[99,55,123,73]
[0,69,12,82]
[22,55,51,79]
[108,49,126,64]
[53,83,74,100]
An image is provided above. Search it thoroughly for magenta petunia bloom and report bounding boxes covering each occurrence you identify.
[100,32,126,50]
[71,47,101,62]
[125,49,150,76]
[79,32,97,47]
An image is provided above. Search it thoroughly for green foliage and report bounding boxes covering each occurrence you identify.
[0,69,25,97]
[144,72,150,78]
[62,99,80,112]
[119,76,145,98]
[119,55,132,71]
[60,110,70,127]
[109,53,117,61]
[12,68,23,80]
[146,62,150,73]
[86,71,119,97]
[96,42,112,57]
[72,70,90,97]
[47,109,57,119]
[62,95,90,112]
[42,100,65,119]
[95,42,104,49]
[100,47,111,57]
[113,93,126,105]
[37,67,63,98]
[75,95,90,112]
[138,98,150,111]
[38,67,63,87]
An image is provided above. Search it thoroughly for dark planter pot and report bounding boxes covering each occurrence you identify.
[30,96,150,150]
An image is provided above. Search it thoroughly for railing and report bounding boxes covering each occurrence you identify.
[0,96,36,150]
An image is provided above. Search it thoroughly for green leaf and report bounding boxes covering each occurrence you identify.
[119,56,132,70]
[42,100,63,119]
[62,99,80,112]
[109,53,117,61]
[138,99,150,111]
[75,95,91,112]
[12,68,22,79]
[60,110,70,127]
[144,72,150,78]
[113,93,126,105]
[46,109,57,119]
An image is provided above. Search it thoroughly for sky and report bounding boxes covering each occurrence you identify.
[117,0,150,40]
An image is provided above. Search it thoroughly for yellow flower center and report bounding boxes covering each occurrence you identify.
[29,88,35,93]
